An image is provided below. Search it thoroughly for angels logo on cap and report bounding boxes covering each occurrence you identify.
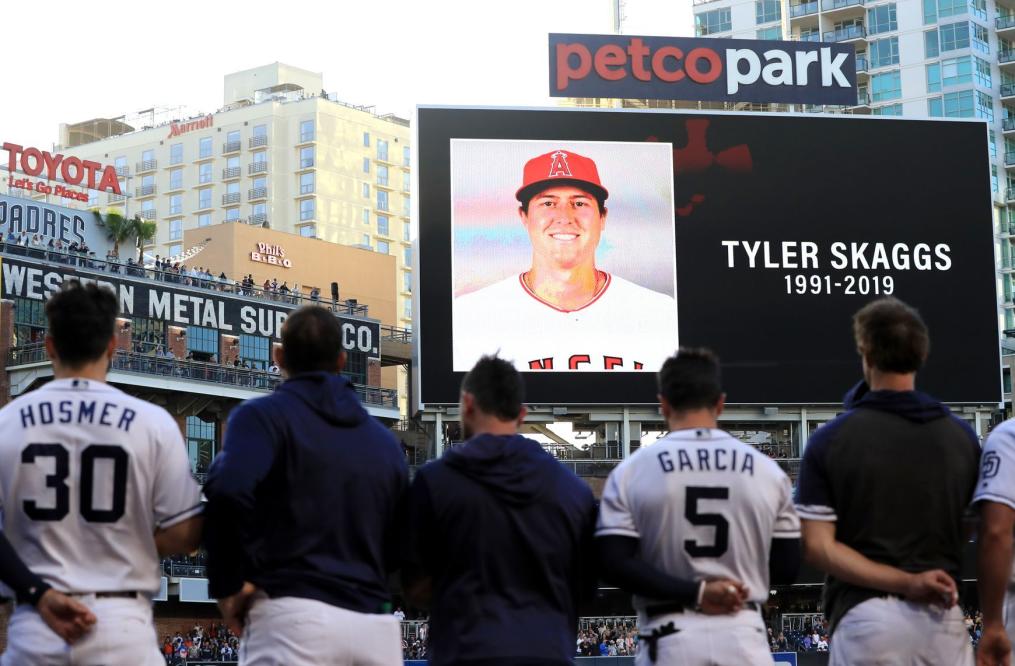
[516,149,609,203]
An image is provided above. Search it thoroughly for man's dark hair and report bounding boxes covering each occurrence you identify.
[280,306,343,374]
[45,281,118,366]
[519,182,607,216]
[461,355,525,421]
[853,297,929,373]
[657,348,723,412]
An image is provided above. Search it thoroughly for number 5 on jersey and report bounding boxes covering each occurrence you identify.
[22,443,128,523]
[684,486,729,557]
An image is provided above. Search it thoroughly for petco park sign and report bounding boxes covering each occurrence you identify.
[549,33,857,105]
[3,142,122,200]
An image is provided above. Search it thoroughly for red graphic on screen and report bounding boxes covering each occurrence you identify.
[648,118,753,218]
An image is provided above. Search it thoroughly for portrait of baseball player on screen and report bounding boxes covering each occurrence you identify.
[451,139,678,372]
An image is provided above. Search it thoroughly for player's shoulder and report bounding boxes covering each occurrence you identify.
[604,274,675,305]
[984,418,1015,454]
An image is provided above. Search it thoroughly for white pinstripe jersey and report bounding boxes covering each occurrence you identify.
[597,428,800,611]
[0,378,202,597]
[974,418,1015,585]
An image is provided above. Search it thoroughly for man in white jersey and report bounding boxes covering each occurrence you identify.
[596,348,800,665]
[453,148,677,372]
[974,419,1015,666]
[0,281,204,665]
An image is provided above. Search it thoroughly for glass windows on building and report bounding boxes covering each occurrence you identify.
[170,143,183,165]
[938,21,970,52]
[253,151,267,166]
[141,173,155,189]
[169,169,183,190]
[939,89,975,116]
[227,130,240,145]
[941,56,973,87]
[114,156,127,173]
[168,244,182,257]
[253,124,267,141]
[976,90,994,120]
[300,146,314,169]
[403,271,412,292]
[300,225,315,238]
[131,318,165,354]
[226,208,241,222]
[363,132,370,147]
[363,157,370,173]
[403,171,411,192]
[227,181,240,197]
[378,240,390,254]
[198,213,211,227]
[993,165,999,193]
[377,165,389,187]
[377,139,389,162]
[300,172,315,195]
[169,194,183,216]
[927,62,942,92]
[169,218,182,241]
[972,23,989,53]
[199,162,212,184]
[300,198,315,221]
[870,38,899,68]
[404,246,412,266]
[343,352,367,385]
[403,220,410,241]
[199,137,213,159]
[403,146,410,167]
[252,203,267,218]
[867,4,897,34]
[377,190,389,211]
[227,155,240,172]
[13,297,46,346]
[871,71,902,102]
[756,26,781,40]
[756,0,780,24]
[186,415,216,476]
[363,208,371,225]
[362,183,370,198]
[990,130,998,158]
[198,188,211,209]
[696,7,731,35]
[187,326,219,360]
[362,234,371,248]
[378,215,390,236]
[404,299,412,319]
[925,30,940,58]
[300,120,314,143]
[873,104,903,115]
[975,56,992,87]
[141,200,156,219]
[142,148,155,163]
[239,334,270,369]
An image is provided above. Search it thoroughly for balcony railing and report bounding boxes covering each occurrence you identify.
[223,141,242,154]
[998,15,1015,30]
[855,56,869,72]
[1003,83,1015,98]
[136,160,157,173]
[852,91,871,106]
[222,192,241,205]
[824,24,866,42]
[248,213,268,226]
[115,166,129,177]
[1001,50,1015,64]
[138,209,156,221]
[1006,151,1015,166]
[107,193,126,203]
[249,187,268,200]
[222,167,241,180]
[7,345,399,407]
[1004,118,1015,132]
[798,32,821,42]
[0,245,374,317]
[249,162,268,174]
[249,135,268,149]
[135,184,156,197]
[790,1,819,17]
[822,0,864,10]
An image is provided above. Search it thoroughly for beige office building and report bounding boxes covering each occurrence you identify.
[58,63,414,332]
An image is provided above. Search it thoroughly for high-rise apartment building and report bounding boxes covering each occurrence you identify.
[56,63,414,332]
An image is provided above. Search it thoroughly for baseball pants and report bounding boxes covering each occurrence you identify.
[635,608,771,666]
[830,596,973,666]
[240,593,402,666]
[1,595,163,666]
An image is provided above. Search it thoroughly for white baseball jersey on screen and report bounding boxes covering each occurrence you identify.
[597,428,800,614]
[0,378,202,597]
[452,272,677,372]
[975,419,1015,588]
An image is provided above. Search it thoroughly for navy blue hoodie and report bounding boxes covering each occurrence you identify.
[204,372,407,612]
[405,434,597,666]
[796,381,980,630]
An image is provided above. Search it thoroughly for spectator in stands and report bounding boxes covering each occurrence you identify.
[393,606,405,621]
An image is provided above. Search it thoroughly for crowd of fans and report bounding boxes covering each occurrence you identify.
[576,620,638,657]
[0,232,328,309]
[161,623,240,664]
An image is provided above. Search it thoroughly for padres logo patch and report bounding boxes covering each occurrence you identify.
[983,451,1001,479]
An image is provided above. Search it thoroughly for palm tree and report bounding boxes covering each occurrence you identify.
[92,210,156,261]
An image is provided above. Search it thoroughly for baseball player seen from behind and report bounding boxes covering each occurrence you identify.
[401,354,598,665]
[203,305,408,666]
[453,149,678,372]
[973,414,1015,666]
[596,347,801,665]
[0,281,204,666]
[796,297,979,666]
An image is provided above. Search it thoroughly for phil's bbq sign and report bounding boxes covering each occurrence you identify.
[549,33,857,105]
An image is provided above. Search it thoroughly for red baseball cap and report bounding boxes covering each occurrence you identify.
[515,149,609,204]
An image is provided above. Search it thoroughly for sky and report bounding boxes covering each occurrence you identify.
[0,0,693,150]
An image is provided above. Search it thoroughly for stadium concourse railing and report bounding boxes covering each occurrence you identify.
[0,243,372,316]
[6,344,399,408]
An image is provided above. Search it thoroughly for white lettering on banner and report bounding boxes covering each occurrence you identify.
[721,240,952,271]
[821,48,849,88]
[794,50,819,86]
[761,50,794,87]
[725,48,842,94]
[150,291,171,320]
[240,306,256,334]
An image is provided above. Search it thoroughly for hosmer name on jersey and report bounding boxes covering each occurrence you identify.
[657,446,755,476]
[19,399,137,432]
